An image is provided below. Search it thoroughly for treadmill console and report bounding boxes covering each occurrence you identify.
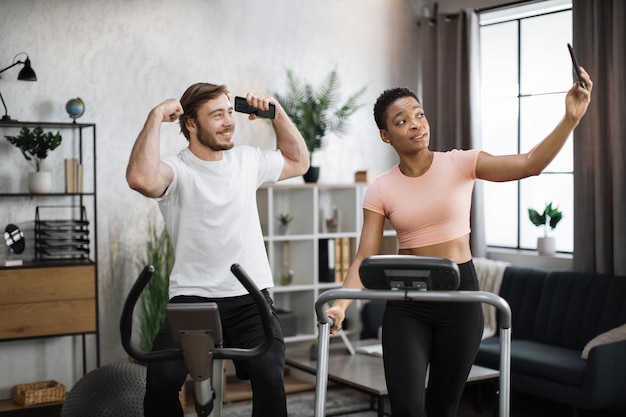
[359,255,460,291]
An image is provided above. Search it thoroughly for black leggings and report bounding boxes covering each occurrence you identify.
[381,260,484,417]
[143,290,287,417]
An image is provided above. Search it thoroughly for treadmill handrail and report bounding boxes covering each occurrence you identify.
[315,288,512,328]
[313,288,512,417]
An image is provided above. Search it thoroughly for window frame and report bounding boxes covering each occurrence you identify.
[479,1,574,253]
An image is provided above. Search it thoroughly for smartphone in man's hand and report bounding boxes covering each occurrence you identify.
[234,96,276,119]
[567,43,587,89]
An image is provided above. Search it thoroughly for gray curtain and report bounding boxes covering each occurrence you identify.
[573,0,626,274]
[419,9,485,257]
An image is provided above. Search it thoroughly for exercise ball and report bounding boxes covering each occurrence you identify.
[60,361,146,417]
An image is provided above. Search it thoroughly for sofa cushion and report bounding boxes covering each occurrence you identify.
[533,271,626,350]
[498,267,626,350]
[478,337,587,386]
[497,267,548,340]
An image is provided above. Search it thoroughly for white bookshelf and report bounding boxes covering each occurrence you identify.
[257,183,397,342]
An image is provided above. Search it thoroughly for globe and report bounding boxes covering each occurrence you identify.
[66,98,85,120]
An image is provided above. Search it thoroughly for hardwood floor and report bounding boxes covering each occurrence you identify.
[203,380,626,417]
[459,388,626,417]
[183,374,315,414]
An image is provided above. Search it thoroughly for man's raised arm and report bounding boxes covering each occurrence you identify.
[126,99,182,198]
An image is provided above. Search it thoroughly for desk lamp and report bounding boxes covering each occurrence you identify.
[0,53,37,121]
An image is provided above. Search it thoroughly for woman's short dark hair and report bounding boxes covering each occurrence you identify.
[179,83,231,140]
[373,87,420,130]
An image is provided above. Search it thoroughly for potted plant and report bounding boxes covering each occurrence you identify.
[280,269,294,286]
[276,212,293,234]
[274,69,366,183]
[5,126,62,193]
[528,202,563,255]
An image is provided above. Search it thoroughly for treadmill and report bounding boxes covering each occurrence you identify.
[313,255,512,417]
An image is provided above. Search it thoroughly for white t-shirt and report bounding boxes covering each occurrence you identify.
[158,146,284,299]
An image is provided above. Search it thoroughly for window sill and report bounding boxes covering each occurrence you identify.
[486,247,573,271]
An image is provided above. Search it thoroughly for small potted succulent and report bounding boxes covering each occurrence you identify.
[528,202,563,255]
[276,212,293,234]
[5,126,62,193]
[280,269,294,286]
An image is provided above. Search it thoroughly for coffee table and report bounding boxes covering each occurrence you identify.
[286,340,499,417]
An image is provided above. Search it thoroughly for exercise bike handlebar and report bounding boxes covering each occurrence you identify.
[120,264,275,363]
[224,263,275,360]
[120,265,181,363]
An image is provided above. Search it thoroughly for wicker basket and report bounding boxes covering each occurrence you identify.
[12,380,66,406]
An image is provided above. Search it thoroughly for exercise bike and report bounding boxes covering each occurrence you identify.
[313,255,513,417]
[120,263,275,417]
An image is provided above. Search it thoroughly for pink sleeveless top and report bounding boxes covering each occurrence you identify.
[363,149,480,249]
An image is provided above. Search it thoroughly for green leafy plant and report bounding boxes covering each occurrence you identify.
[137,222,175,353]
[5,126,62,171]
[528,202,563,237]
[276,212,294,226]
[274,69,366,164]
[280,269,294,286]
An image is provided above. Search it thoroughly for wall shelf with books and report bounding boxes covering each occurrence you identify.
[0,121,99,374]
[257,183,398,343]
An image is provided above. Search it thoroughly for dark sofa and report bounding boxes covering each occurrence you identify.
[475,266,626,413]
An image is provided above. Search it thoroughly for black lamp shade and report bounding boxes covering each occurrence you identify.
[17,58,37,81]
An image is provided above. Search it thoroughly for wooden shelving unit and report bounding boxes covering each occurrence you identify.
[0,121,98,414]
[257,183,397,343]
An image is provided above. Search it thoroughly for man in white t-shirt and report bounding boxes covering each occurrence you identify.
[127,83,309,417]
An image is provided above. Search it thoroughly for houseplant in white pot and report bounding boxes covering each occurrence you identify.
[274,69,366,183]
[5,126,62,193]
[528,202,563,255]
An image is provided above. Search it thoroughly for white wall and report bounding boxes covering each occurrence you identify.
[0,0,420,398]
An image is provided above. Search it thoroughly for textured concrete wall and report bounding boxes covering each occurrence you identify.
[0,0,421,397]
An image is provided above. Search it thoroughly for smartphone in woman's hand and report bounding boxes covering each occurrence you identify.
[567,43,587,89]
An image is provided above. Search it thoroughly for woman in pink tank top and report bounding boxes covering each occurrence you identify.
[326,69,593,417]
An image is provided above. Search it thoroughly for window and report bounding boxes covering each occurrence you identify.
[479,0,574,252]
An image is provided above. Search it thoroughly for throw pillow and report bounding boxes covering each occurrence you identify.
[581,323,626,360]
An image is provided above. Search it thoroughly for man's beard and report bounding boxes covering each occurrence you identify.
[197,125,234,151]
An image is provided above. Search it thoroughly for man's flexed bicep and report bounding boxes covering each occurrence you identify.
[127,99,181,198]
